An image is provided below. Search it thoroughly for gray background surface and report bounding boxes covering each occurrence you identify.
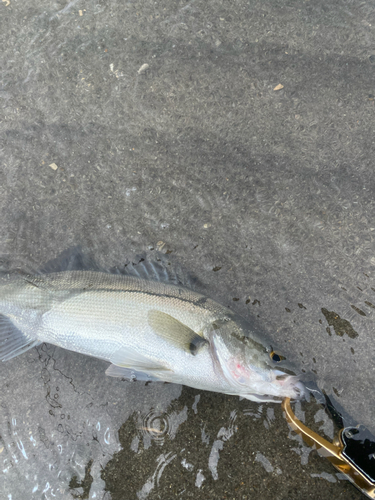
[0,0,374,499]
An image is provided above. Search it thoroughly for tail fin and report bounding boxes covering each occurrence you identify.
[0,315,38,361]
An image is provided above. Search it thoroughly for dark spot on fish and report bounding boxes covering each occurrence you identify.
[245,299,250,304]
[189,336,208,355]
[298,303,306,309]
[365,301,375,309]
[332,387,340,397]
[69,459,94,499]
[357,286,363,291]
[252,299,260,306]
[371,287,375,293]
[321,308,358,338]
[193,244,198,249]
[311,369,317,374]
[351,347,355,354]
[319,319,322,324]
[232,298,239,301]
[165,249,173,254]
[213,266,222,272]
[351,305,366,316]
[364,273,369,278]
[341,287,347,291]
[145,380,152,386]
[326,327,331,336]
[285,308,291,313]
[312,358,316,363]
[302,369,306,373]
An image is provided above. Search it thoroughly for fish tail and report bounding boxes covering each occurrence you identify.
[0,315,39,361]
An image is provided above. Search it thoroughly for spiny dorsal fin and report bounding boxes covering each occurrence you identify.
[37,247,201,289]
[37,246,103,274]
[111,253,200,289]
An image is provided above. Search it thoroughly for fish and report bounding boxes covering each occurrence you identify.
[0,249,305,403]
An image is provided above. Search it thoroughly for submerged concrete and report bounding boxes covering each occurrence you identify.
[1,0,374,498]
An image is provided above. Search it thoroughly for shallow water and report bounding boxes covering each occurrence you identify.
[0,342,363,500]
[1,0,375,498]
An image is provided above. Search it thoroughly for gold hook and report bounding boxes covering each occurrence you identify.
[282,397,375,499]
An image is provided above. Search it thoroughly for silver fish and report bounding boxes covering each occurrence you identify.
[0,255,305,403]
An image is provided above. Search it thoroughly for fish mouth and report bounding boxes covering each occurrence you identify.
[242,375,306,403]
[242,380,306,403]
[274,373,307,401]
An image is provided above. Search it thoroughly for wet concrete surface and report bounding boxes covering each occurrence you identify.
[1,0,375,498]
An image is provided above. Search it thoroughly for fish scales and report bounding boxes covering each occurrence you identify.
[0,268,305,402]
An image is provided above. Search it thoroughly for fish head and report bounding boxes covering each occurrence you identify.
[208,317,305,403]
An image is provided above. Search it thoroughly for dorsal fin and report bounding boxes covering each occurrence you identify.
[2,247,201,290]
[110,253,199,289]
[37,246,103,274]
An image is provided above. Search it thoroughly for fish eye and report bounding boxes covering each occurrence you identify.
[269,351,285,363]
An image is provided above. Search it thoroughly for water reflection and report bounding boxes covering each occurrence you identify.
[101,387,361,500]
[0,346,363,500]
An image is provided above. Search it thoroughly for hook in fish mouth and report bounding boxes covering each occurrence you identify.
[242,382,306,403]
[276,374,307,401]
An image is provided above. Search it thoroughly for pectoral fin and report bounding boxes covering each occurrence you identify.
[148,310,208,355]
